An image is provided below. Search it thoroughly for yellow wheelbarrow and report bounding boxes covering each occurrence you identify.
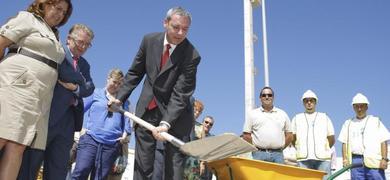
[208,157,326,180]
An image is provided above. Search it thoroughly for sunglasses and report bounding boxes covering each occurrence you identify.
[261,94,273,98]
[204,121,213,126]
[303,98,316,103]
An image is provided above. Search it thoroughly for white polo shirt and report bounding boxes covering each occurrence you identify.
[243,106,291,149]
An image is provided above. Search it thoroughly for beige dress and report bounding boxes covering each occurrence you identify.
[0,11,65,150]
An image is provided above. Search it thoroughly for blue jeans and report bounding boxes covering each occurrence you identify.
[298,160,331,180]
[351,155,386,180]
[252,150,284,164]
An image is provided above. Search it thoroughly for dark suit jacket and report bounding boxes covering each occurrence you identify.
[117,32,201,137]
[49,47,95,132]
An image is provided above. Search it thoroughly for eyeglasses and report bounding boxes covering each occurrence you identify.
[261,94,273,98]
[204,121,213,126]
[71,37,92,48]
[303,98,316,103]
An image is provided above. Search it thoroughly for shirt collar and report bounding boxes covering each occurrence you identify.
[105,88,116,101]
[67,45,79,60]
[164,33,177,53]
[260,106,277,113]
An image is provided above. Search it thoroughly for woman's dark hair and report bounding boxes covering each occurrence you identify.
[27,0,73,27]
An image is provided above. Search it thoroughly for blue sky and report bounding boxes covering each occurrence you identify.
[2,1,390,154]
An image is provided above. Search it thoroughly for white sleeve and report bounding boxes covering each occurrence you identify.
[377,118,390,143]
[284,112,292,132]
[242,110,253,133]
[338,120,349,143]
[291,115,297,134]
[326,114,335,136]
[0,11,32,43]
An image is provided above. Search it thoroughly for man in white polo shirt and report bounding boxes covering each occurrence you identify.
[291,90,335,180]
[242,87,292,164]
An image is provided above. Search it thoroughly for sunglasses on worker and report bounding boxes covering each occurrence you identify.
[261,94,273,98]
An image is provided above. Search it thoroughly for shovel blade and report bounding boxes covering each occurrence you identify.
[180,133,257,161]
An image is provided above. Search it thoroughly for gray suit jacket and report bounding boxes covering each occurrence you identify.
[117,32,201,137]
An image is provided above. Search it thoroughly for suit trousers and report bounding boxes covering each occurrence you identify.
[152,141,165,180]
[18,109,75,180]
[133,108,186,180]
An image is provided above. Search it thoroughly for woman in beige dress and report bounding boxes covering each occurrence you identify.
[0,0,73,179]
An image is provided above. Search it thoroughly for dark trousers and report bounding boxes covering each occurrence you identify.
[133,108,186,180]
[18,148,44,180]
[71,134,120,180]
[152,141,165,180]
[18,115,74,180]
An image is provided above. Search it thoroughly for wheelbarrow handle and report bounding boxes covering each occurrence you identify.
[109,104,185,147]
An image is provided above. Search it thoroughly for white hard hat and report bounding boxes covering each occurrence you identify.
[352,93,369,105]
[301,90,318,101]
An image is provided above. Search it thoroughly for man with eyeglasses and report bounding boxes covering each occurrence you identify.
[242,87,292,164]
[18,24,95,180]
[291,90,335,180]
[184,116,214,180]
[200,116,214,180]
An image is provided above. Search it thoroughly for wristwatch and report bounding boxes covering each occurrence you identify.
[382,157,389,162]
[159,122,170,129]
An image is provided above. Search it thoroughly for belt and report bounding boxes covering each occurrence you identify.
[8,48,58,70]
[352,154,363,157]
[257,147,282,152]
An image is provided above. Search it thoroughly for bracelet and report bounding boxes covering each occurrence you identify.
[382,158,389,162]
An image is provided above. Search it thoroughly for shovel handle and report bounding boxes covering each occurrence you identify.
[110,104,185,147]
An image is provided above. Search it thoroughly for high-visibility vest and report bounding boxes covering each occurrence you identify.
[345,116,383,168]
[294,112,332,160]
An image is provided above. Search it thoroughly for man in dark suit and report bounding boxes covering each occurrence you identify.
[111,7,201,180]
[18,24,95,180]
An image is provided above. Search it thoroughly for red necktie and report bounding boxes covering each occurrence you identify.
[147,44,171,110]
[70,57,79,105]
[160,44,171,69]
[73,57,78,70]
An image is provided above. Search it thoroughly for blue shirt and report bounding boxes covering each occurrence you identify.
[83,88,132,145]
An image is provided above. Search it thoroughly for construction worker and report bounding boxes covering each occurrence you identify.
[291,90,335,180]
[338,93,390,180]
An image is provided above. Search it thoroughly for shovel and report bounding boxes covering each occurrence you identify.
[110,104,257,161]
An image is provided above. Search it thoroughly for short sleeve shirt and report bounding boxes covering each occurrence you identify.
[0,11,65,63]
[338,116,390,155]
[338,117,367,155]
[243,106,291,149]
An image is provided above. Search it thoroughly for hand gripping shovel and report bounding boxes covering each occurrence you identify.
[110,104,257,161]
